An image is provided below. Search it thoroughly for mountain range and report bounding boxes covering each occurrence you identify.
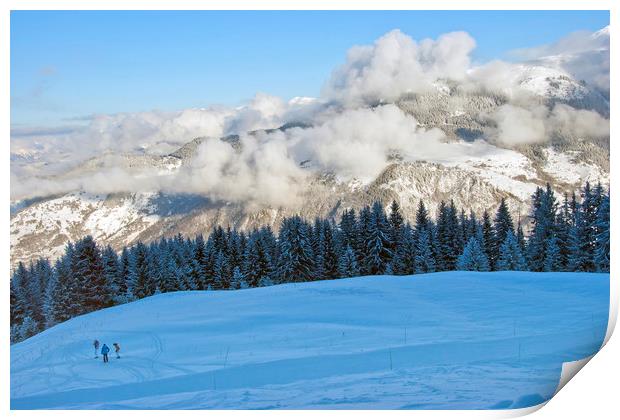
[10,29,610,266]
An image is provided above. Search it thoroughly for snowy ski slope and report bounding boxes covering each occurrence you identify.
[10,272,609,409]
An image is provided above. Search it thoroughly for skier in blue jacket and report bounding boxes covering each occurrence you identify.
[101,344,110,363]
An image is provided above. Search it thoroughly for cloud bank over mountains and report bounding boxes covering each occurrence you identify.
[11,27,610,206]
[322,30,476,106]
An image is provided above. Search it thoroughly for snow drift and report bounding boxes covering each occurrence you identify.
[10,271,609,409]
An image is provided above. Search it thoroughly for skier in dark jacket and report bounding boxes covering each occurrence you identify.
[113,343,121,359]
[93,339,100,359]
[101,344,110,363]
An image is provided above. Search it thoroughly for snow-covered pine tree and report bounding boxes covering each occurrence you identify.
[496,231,528,271]
[34,259,55,329]
[364,202,393,275]
[569,191,579,226]
[569,182,598,272]
[527,184,558,272]
[231,266,249,289]
[450,201,465,258]
[414,200,431,236]
[193,234,208,289]
[102,245,121,297]
[414,227,435,273]
[116,247,132,302]
[184,251,201,291]
[338,245,360,278]
[388,200,405,256]
[19,316,38,341]
[213,250,231,289]
[38,259,58,330]
[516,221,526,254]
[435,201,460,271]
[157,250,179,293]
[13,261,41,331]
[554,193,573,270]
[467,210,479,242]
[130,242,155,299]
[481,210,497,271]
[494,198,514,248]
[356,206,372,275]
[50,244,79,323]
[321,220,340,279]
[176,237,197,291]
[457,209,469,252]
[148,244,166,295]
[227,230,244,276]
[543,236,562,272]
[10,274,25,341]
[243,233,274,287]
[457,237,490,271]
[211,226,227,253]
[72,236,112,313]
[311,218,326,279]
[259,226,278,265]
[338,209,357,252]
[276,216,316,283]
[391,223,415,275]
[595,190,610,272]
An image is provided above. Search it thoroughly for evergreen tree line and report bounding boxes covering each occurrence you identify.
[11,182,610,343]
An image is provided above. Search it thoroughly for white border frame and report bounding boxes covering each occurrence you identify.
[2,2,616,419]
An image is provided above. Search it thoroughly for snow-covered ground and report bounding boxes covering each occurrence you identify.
[10,272,609,410]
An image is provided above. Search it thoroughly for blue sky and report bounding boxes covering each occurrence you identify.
[10,10,609,127]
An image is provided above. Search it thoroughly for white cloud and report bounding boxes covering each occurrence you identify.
[486,104,548,146]
[486,103,609,146]
[322,30,476,106]
[548,103,610,138]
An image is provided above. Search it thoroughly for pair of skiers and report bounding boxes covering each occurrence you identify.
[93,340,120,363]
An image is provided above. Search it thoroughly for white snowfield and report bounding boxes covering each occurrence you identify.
[10,272,609,410]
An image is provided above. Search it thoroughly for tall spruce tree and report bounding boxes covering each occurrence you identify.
[414,227,435,273]
[494,198,514,247]
[481,210,497,270]
[117,247,132,302]
[102,245,121,297]
[244,233,274,287]
[338,209,358,252]
[356,206,372,274]
[364,202,393,275]
[10,277,25,342]
[321,220,340,279]
[392,223,415,275]
[543,236,562,272]
[569,182,598,272]
[73,236,112,314]
[554,193,573,270]
[213,251,231,289]
[388,200,405,256]
[527,184,558,272]
[338,245,360,278]
[131,242,154,299]
[276,216,316,283]
[50,244,79,323]
[595,191,610,272]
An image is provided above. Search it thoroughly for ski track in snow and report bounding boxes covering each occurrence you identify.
[10,272,609,410]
